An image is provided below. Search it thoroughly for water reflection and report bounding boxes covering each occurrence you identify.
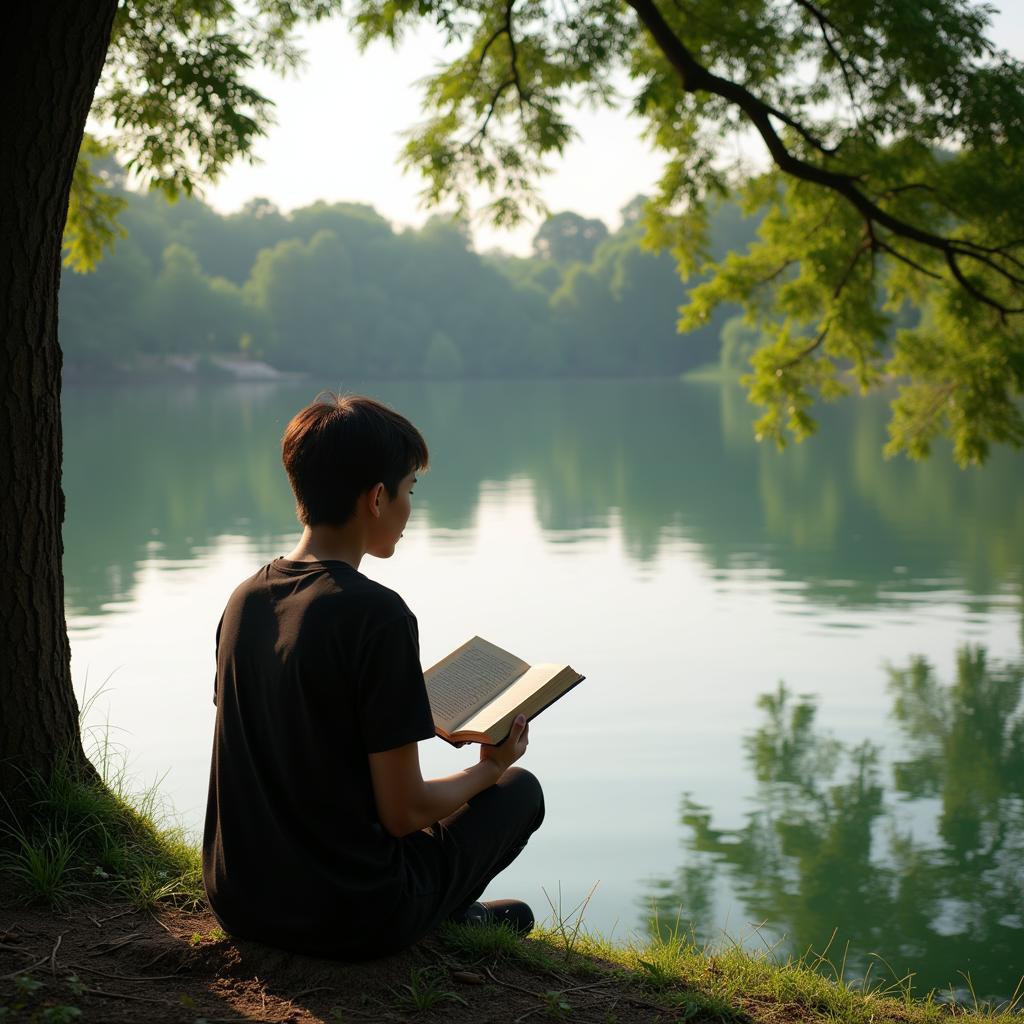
[647,646,1024,1000]
[61,379,1024,989]
[62,379,1023,623]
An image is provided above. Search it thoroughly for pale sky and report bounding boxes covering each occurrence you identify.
[202,7,1024,256]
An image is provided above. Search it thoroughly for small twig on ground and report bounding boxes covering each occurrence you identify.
[88,930,144,955]
[418,940,461,970]
[70,961,187,982]
[0,953,51,979]
[534,963,575,987]
[0,945,38,959]
[79,985,173,1005]
[611,990,679,1015]
[485,965,542,998]
[513,1006,542,1024]
[138,946,179,971]
[89,907,139,928]
[563,977,617,996]
[147,911,175,936]
[49,932,63,975]
[286,985,343,1000]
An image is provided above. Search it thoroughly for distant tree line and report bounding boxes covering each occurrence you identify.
[59,175,759,380]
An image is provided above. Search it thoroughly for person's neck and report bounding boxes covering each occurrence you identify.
[283,524,366,570]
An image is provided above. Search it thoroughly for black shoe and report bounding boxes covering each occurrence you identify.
[456,899,534,935]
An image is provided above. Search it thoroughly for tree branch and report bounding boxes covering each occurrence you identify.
[778,236,870,369]
[465,78,517,148]
[878,182,938,197]
[873,238,943,282]
[462,0,529,142]
[950,246,1024,289]
[754,259,796,288]
[898,381,957,446]
[625,0,1024,316]
[477,23,506,66]
[504,0,526,119]
[954,236,1024,274]
[790,0,868,117]
[464,0,527,149]
[783,323,830,368]
[944,249,1023,318]
[762,99,839,156]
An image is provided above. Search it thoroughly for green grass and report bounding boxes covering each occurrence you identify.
[392,966,468,1013]
[431,917,1024,1024]
[542,880,599,959]
[438,917,528,961]
[0,752,203,912]
[540,988,573,1019]
[0,825,88,909]
[0,686,203,912]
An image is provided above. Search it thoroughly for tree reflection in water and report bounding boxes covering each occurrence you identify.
[646,647,1024,1001]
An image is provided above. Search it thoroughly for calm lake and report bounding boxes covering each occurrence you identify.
[62,377,1024,999]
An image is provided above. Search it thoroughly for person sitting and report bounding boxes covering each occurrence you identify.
[202,393,544,958]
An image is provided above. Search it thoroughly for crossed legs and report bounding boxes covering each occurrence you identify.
[397,767,545,944]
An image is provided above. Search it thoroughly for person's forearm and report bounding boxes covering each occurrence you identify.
[397,760,501,836]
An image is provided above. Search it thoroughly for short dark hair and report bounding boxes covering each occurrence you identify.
[281,394,429,526]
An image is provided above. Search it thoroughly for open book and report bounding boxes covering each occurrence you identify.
[423,636,584,745]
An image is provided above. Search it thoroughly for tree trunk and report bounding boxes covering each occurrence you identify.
[0,1,119,818]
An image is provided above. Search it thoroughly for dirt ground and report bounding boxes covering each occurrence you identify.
[0,894,679,1023]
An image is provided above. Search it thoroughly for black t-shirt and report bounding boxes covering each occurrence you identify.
[201,558,436,956]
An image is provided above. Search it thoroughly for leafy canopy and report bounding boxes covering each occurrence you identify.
[73,0,1024,463]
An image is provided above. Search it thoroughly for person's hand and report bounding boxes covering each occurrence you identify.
[479,715,529,777]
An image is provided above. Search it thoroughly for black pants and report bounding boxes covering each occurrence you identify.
[387,767,545,952]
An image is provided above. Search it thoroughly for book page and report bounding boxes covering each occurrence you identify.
[423,637,530,730]
[455,663,568,738]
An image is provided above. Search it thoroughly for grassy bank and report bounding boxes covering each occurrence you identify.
[2,762,1021,1023]
[0,753,204,915]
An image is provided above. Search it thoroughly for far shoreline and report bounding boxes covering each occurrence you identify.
[63,353,308,388]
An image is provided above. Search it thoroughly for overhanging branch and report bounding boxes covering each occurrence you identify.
[790,0,869,118]
[462,0,528,151]
[625,0,1024,317]
[778,235,871,370]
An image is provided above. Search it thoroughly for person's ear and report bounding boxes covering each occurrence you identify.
[368,482,386,518]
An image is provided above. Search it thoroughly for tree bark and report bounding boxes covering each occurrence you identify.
[0,1,119,818]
